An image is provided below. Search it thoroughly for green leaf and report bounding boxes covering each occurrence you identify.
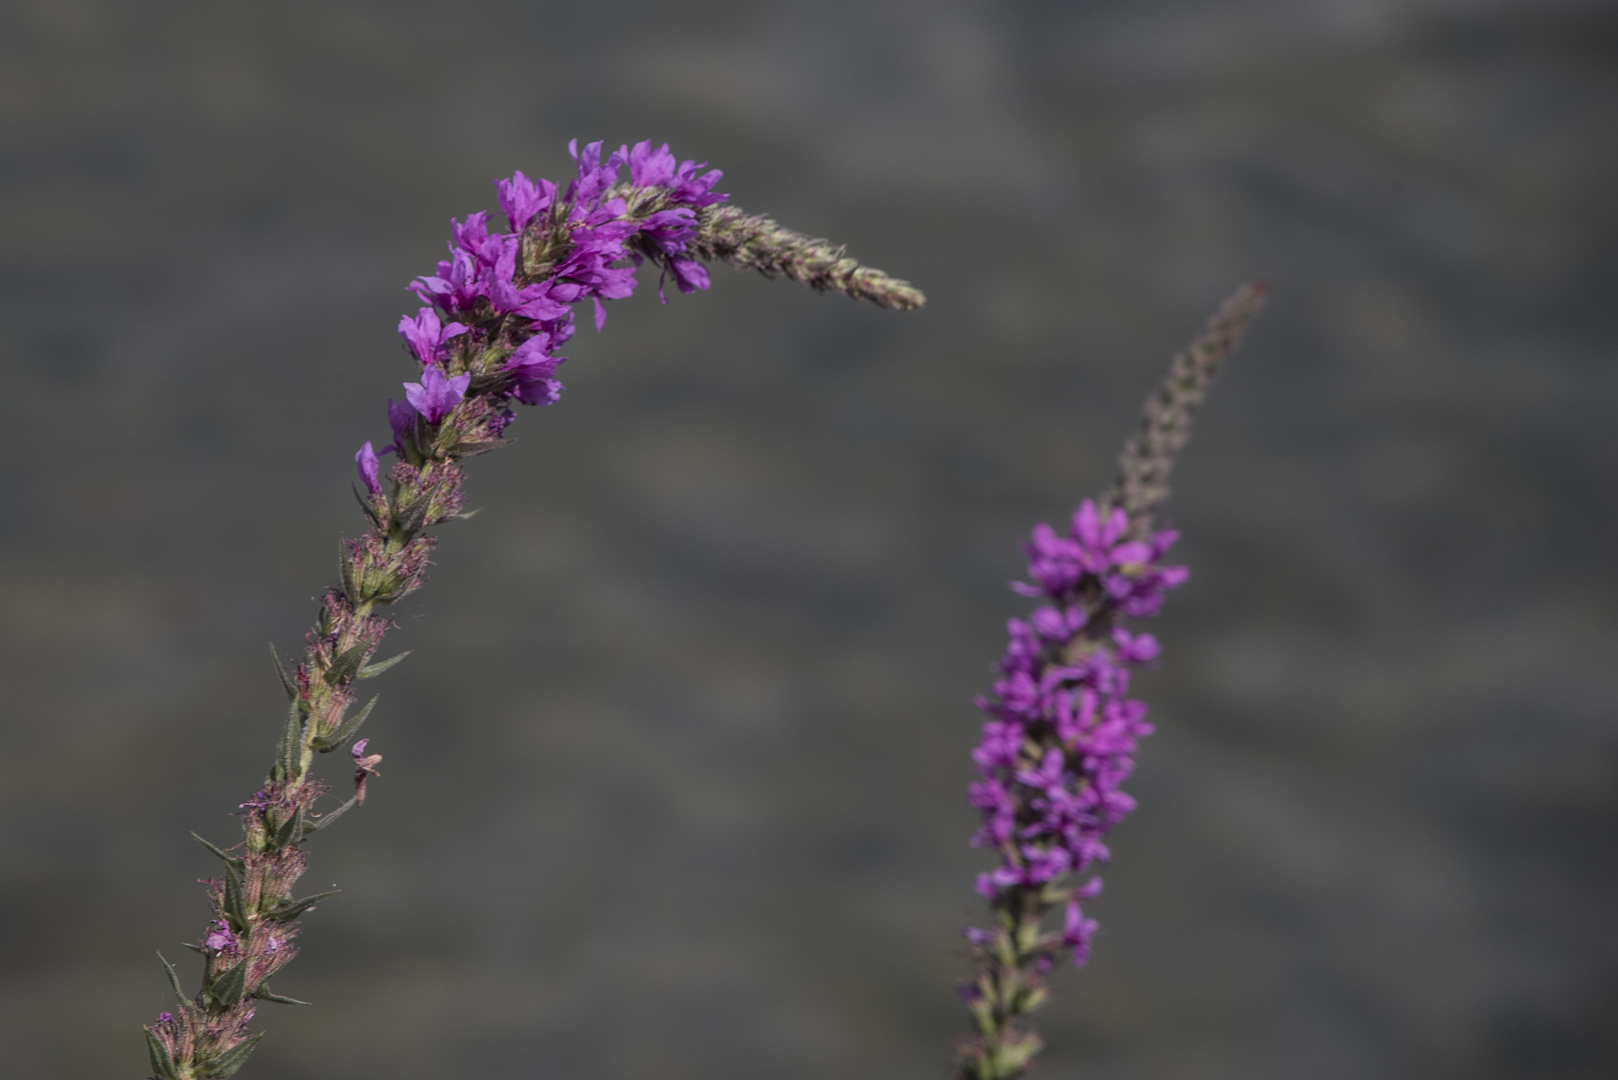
[314,695,377,752]
[277,697,304,782]
[271,806,304,848]
[339,539,360,604]
[269,644,298,702]
[252,985,311,1006]
[304,795,357,833]
[356,651,410,680]
[205,959,248,1009]
[323,641,370,687]
[207,1033,263,1078]
[145,1028,182,1080]
[157,952,188,1006]
[191,833,242,870]
[264,888,340,922]
[352,483,383,529]
[221,863,250,929]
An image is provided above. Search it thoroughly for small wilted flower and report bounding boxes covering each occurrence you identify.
[351,739,382,806]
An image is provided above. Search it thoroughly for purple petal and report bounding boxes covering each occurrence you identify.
[355,441,381,496]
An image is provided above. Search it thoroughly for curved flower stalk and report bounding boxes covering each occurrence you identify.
[141,140,923,1080]
[955,284,1266,1080]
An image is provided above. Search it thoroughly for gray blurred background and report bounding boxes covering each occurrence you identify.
[2,1,1615,1078]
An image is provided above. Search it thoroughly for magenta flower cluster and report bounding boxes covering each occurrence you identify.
[966,500,1187,966]
[355,139,727,489]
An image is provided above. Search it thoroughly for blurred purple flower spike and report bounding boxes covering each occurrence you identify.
[955,283,1266,1080]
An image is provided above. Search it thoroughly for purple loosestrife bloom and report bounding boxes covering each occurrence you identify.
[398,307,468,367]
[402,366,471,426]
[953,284,1265,1080]
[957,499,1184,1073]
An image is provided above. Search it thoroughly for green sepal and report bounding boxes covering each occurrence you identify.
[304,795,358,833]
[269,644,298,702]
[392,496,430,536]
[352,484,383,529]
[339,539,361,605]
[252,984,311,1006]
[157,952,188,1007]
[276,697,304,783]
[357,651,410,680]
[145,1028,182,1080]
[207,1032,264,1078]
[313,695,377,752]
[447,438,503,457]
[205,959,248,1009]
[264,888,340,923]
[221,863,251,930]
[180,941,205,954]
[192,833,243,870]
[323,641,370,687]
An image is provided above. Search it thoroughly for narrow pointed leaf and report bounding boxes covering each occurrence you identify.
[323,640,370,686]
[222,863,250,929]
[357,651,410,680]
[304,795,357,833]
[277,697,303,782]
[353,483,383,529]
[272,806,304,848]
[339,538,361,604]
[314,694,377,752]
[269,644,298,702]
[192,833,242,869]
[205,959,248,1009]
[157,952,188,1006]
[252,985,312,1006]
[265,888,341,922]
[145,1029,182,1080]
[208,1033,264,1078]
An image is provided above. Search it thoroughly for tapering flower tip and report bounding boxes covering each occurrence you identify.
[691,205,925,310]
[402,366,471,425]
[1106,281,1268,535]
[355,441,382,496]
[398,307,468,366]
[496,169,556,232]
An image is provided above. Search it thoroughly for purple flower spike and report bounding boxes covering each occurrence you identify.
[403,366,471,425]
[355,441,381,496]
